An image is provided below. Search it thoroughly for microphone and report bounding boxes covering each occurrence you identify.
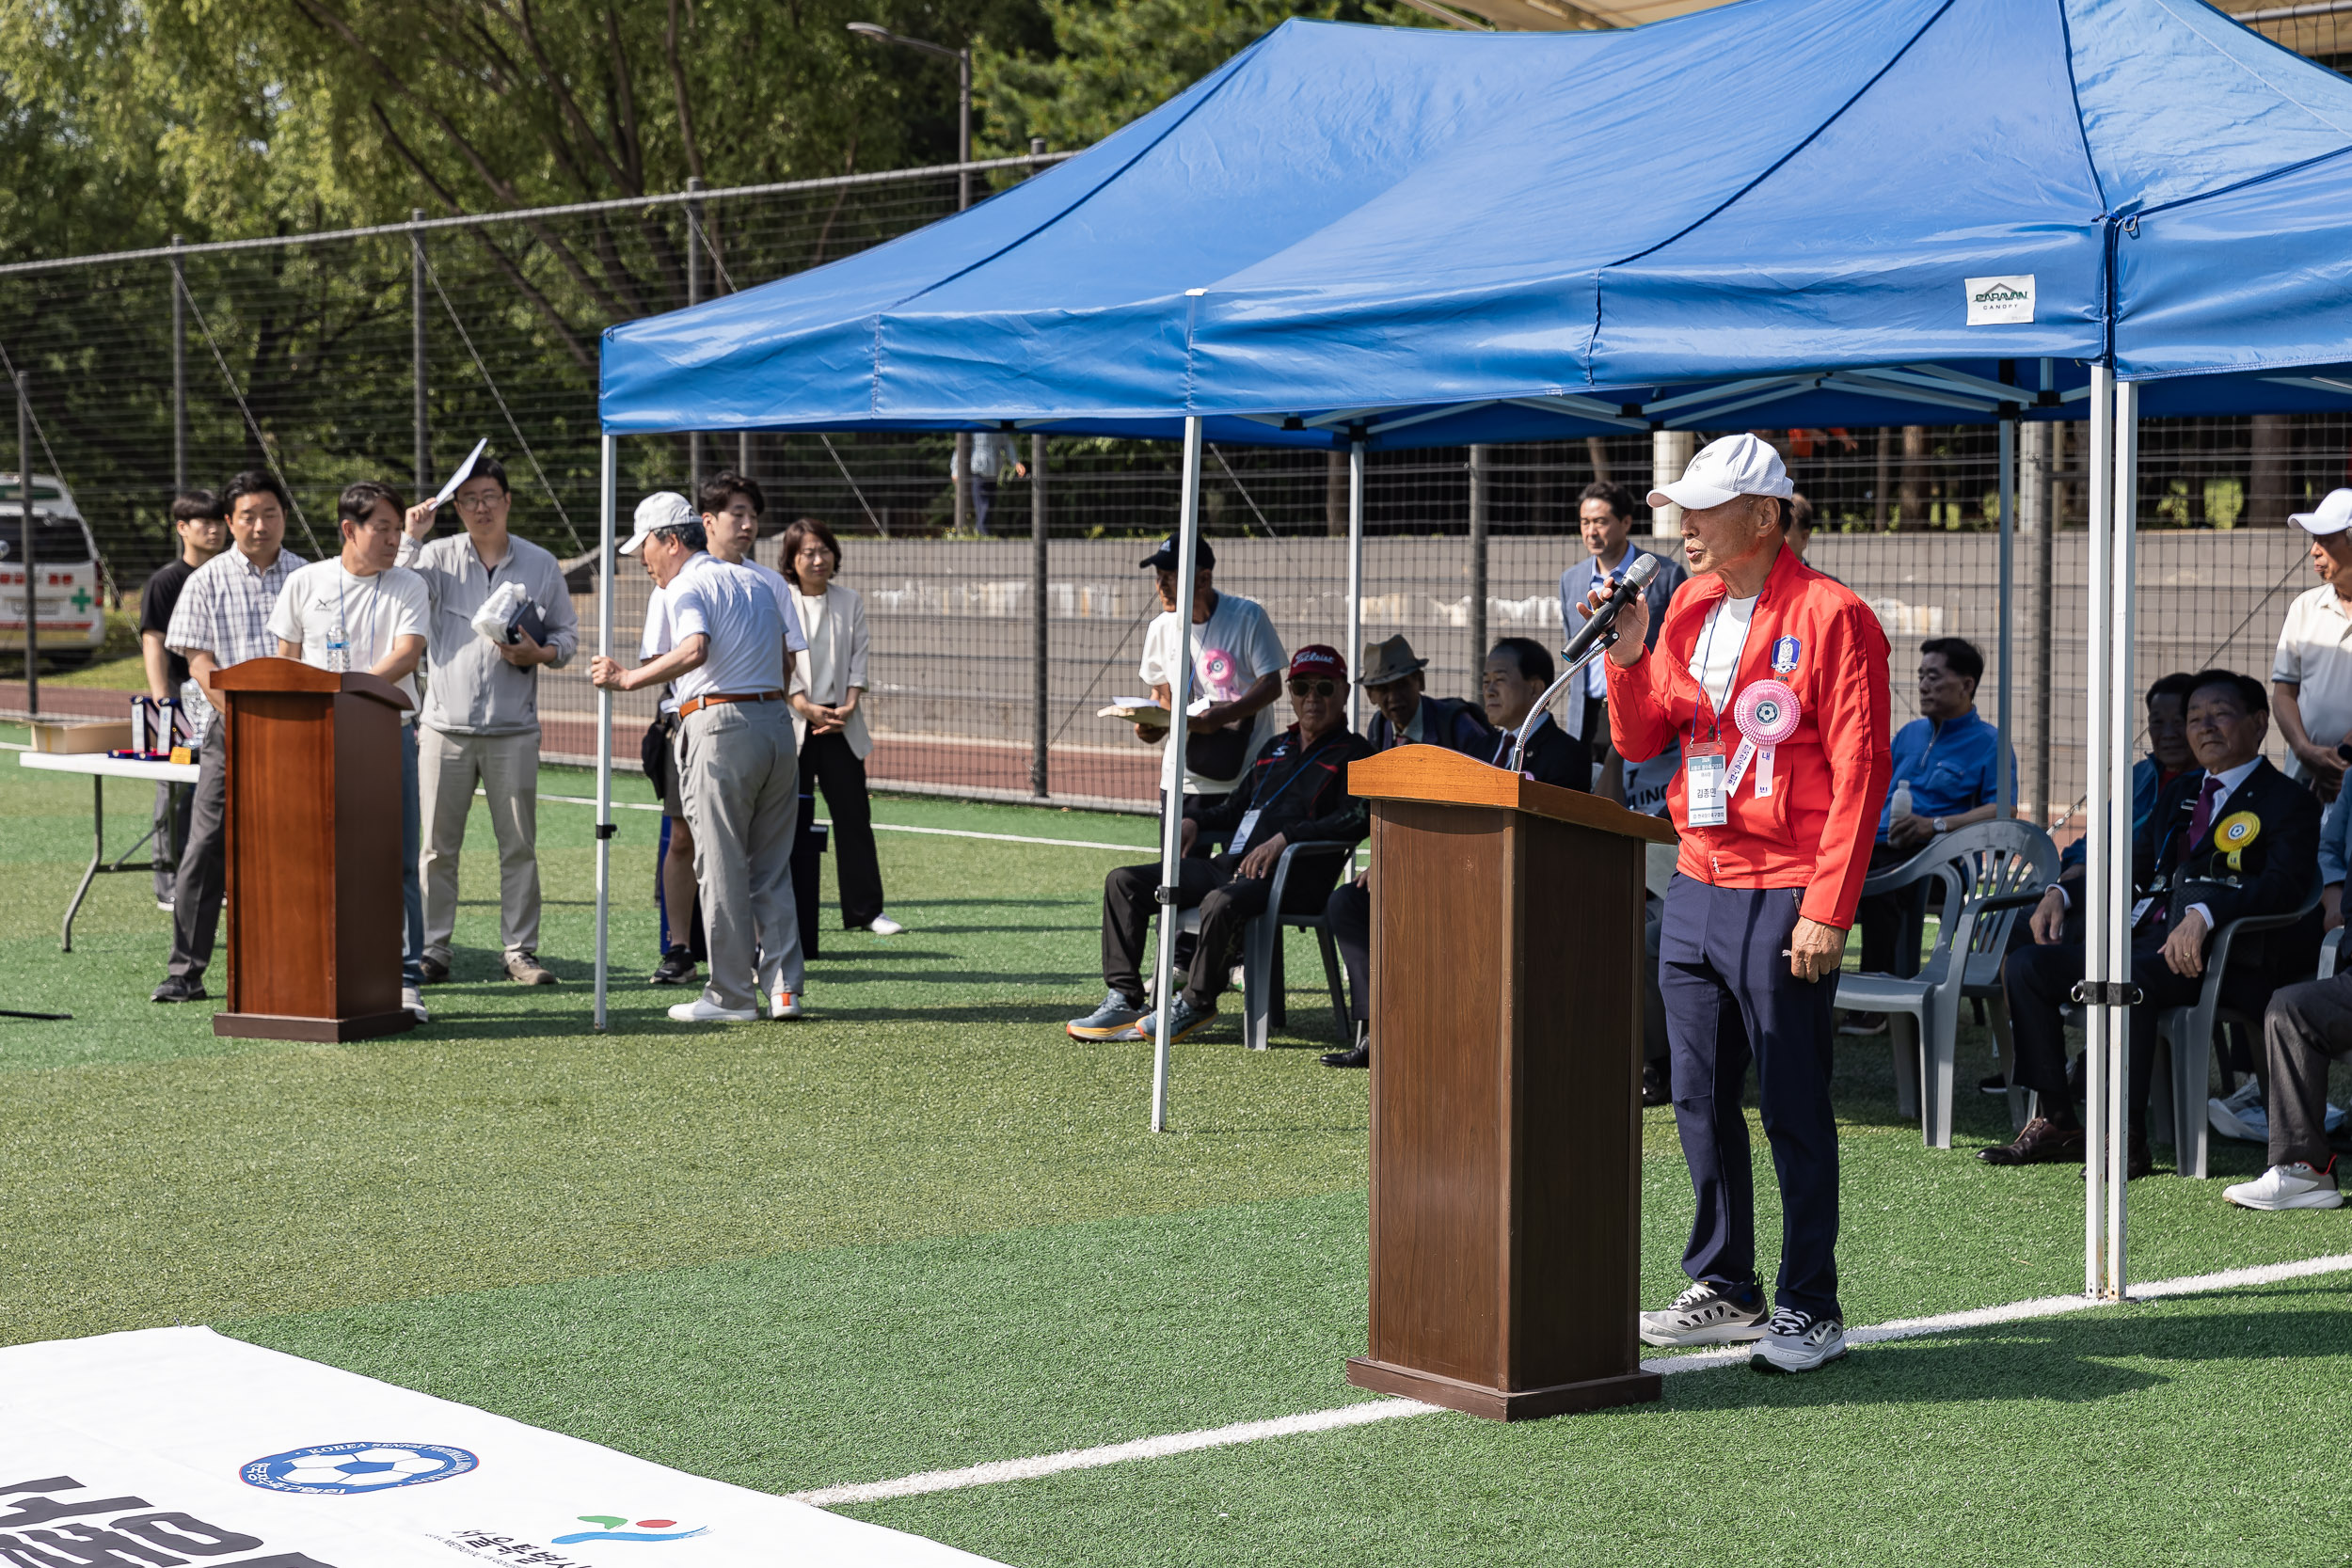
[1561,552,1661,668]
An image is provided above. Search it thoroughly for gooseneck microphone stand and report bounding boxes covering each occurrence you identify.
[1508,630,1617,774]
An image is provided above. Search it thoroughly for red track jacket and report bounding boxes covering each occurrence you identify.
[1605,544,1892,929]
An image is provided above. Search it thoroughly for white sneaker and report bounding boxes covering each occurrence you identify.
[2210,1079,2266,1143]
[668,998,758,1022]
[2224,1162,2344,1211]
[1750,1307,1848,1374]
[1638,1280,1770,1347]
[771,988,804,1021]
[865,914,905,936]
[402,986,429,1022]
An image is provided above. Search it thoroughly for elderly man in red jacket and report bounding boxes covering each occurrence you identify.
[1594,434,1892,1375]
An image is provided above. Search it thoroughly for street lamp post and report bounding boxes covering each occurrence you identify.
[850,20,975,531]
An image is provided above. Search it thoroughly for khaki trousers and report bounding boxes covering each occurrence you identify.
[677,700,802,1010]
[419,725,543,961]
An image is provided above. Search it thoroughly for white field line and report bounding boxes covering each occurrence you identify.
[790,1251,2352,1509]
[528,788,1148,852]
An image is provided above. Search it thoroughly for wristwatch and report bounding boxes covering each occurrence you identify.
[1933,816,1948,834]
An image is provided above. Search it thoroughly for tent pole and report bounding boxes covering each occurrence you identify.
[594,432,617,1033]
[2082,364,2114,1300]
[1997,415,2016,817]
[1151,417,1206,1132]
[1347,438,1365,736]
[2108,378,2140,1293]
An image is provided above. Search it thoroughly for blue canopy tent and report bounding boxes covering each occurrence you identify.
[595,0,2352,1293]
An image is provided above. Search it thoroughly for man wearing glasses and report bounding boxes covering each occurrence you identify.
[1070,646,1373,1044]
[399,456,580,988]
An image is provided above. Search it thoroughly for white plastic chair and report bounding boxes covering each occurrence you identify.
[2150,866,2324,1179]
[1837,820,2060,1148]
[1175,840,1353,1051]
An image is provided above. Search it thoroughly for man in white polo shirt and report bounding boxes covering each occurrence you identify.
[592,494,803,1022]
[269,481,432,1022]
[2274,489,2352,802]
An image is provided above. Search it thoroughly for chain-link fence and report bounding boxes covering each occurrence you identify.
[2,155,2346,828]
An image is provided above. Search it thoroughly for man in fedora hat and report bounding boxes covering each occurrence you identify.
[1359,633,1492,754]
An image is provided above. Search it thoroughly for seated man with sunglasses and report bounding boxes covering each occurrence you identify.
[1072,646,1374,1044]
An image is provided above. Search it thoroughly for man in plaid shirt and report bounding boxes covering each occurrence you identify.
[151,470,306,1004]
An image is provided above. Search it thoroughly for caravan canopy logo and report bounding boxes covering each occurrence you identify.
[1965,274,2036,325]
[243,1442,479,1495]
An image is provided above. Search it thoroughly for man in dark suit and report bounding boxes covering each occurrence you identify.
[1986,670,2321,1177]
[1359,634,1493,754]
[1320,637,1590,1069]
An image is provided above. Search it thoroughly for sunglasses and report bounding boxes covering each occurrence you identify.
[1288,677,1339,697]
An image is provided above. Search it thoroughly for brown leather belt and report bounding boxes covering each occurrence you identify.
[676,689,787,720]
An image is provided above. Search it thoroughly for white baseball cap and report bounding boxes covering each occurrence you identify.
[1646,432,1796,513]
[619,491,696,555]
[2291,488,2352,537]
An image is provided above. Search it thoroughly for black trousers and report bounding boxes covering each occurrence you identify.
[1327,880,1371,1023]
[165,736,229,983]
[2002,934,2272,1140]
[2263,972,2352,1169]
[1102,855,1337,1009]
[1854,841,1933,979]
[152,781,193,904]
[801,729,885,927]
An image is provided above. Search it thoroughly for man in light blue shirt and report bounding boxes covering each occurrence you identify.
[593,494,803,1023]
[1556,481,1686,802]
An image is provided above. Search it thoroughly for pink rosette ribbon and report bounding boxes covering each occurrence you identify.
[1199,646,1237,700]
[1725,678,1802,798]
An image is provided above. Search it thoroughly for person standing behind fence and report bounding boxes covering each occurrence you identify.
[151,471,307,1005]
[398,457,579,988]
[593,494,803,1022]
[138,488,225,912]
[2271,489,2352,803]
[1558,481,1686,800]
[780,515,902,936]
[270,482,431,1022]
[962,431,1026,537]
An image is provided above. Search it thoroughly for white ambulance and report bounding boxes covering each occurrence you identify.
[0,473,106,665]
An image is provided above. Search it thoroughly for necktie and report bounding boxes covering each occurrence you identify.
[2185,775,2224,859]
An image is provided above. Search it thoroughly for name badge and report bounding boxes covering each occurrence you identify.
[1686,741,1728,828]
[1229,808,1263,857]
[2130,896,2155,927]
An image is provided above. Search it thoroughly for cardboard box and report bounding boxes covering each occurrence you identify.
[29,719,135,754]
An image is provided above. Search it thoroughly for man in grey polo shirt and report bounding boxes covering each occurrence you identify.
[152,470,307,1004]
[592,494,803,1023]
[398,456,580,986]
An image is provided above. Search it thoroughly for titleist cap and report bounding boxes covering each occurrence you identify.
[620,491,696,555]
[2292,487,2352,537]
[1646,432,1795,513]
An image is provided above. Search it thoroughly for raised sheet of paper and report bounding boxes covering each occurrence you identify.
[427,436,491,513]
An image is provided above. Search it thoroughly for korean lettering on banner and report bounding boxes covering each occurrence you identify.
[0,1476,340,1568]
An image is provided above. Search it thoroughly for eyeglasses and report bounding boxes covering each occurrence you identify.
[1288,678,1338,697]
[453,492,504,513]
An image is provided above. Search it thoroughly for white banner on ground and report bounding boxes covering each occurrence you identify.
[0,1328,1002,1568]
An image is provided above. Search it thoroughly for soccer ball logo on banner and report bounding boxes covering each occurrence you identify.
[243,1442,479,1494]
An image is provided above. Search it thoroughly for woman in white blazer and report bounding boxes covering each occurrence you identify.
[781,517,899,935]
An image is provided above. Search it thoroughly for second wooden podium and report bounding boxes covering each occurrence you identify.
[210,658,414,1042]
[1344,744,1677,1420]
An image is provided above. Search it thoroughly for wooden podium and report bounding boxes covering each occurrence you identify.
[210,658,414,1042]
[1344,744,1678,1420]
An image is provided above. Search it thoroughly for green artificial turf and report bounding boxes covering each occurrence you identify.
[8,731,2352,1566]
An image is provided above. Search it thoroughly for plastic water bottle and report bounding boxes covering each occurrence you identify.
[1891,781,1914,821]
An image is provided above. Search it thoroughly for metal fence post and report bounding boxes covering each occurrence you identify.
[170,235,187,491]
[18,372,36,715]
[411,210,430,498]
[1468,444,1489,675]
[1031,431,1049,798]
[686,177,703,499]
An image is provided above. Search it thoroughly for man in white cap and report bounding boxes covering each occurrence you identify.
[591,494,803,1022]
[2272,488,2352,802]
[1587,432,1892,1375]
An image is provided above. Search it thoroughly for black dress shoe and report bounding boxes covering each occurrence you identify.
[1321,1043,1370,1069]
[649,948,697,986]
[151,976,208,1004]
[1979,1071,2010,1098]
[1642,1062,1673,1106]
[417,956,451,985]
[2080,1138,2156,1180]
[1979,1117,2086,1166]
